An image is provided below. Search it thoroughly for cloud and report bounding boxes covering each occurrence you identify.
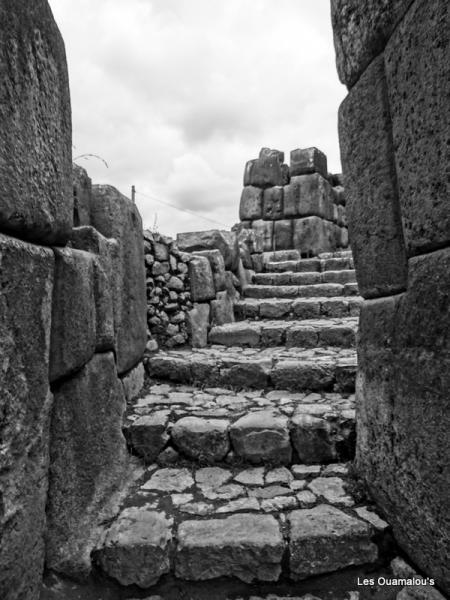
[49,0,346,237]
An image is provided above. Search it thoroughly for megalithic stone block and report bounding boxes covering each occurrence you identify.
[293,217,336,257]
[177,229,239,271]
[187,302,210,348]
[239,186,263,221]
[243,148,290,188]
[193,249,227,293]
[251,220,274,252]
[90,185,146,374]
[0,233,54,600]
[211,290,235,326]
[73,165,92,227]
[284,174,335,221]
[0,0,72,245]
[273,220,293,251]
[188,256,216,302]
[263,186,284,221]
[290,148,328,179]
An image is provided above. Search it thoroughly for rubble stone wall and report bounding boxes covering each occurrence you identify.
[0,3,146,597]
[332,0,450,593]
[239,147,349,257]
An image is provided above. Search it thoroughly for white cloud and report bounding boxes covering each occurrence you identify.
[49,0,346,237]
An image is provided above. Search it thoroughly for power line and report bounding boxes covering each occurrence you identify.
[134,188,229,228]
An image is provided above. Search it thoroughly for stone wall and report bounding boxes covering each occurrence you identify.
[0,3,146,598]
[239,147,349,256]
[332,0,450,593]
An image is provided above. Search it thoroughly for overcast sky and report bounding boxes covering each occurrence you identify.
[49,0,346,238]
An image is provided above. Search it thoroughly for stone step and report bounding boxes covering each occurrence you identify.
[93,461,386,588]
[244,283,358,299]
[209,318,358,349]
[124,382,356,466]
[235,296,362,321]
[265,257,354,274]
[318,250,353,260]
[262,250,301,263]
[253,270,356,287]
[146,347,357,393]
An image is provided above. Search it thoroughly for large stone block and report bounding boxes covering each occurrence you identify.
[385,0,450,255]
[70,226,116,352]
[188,256,216,302]
[187,302,210,348]
[251,220,274,252]
[263,186,284,220]
[339,56,407,298]
[193,249,226,292]
[331,0,412,87]
[211,291,235,326]
[290,147,328,179]
[91,185,146,374]
[292,217,335,257]
[239,186,263,221]
[50,247,96,382]
[0,234,54,600]
[0,0,72,245]
[171,417,230,462]
[243,148,289,188]
[177,229,238,271]
[46,352,128,578]
[284,174,334,221]
[273,220,293,251]
[73,164,91,226]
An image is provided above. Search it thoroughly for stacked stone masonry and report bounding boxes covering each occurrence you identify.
[332,0,450,594]
[0,2,146,596]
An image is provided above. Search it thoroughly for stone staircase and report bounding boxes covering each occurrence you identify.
[88,249,397,597]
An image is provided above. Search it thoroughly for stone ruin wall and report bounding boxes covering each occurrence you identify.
[0,2,146,598]
[332,0,450,593]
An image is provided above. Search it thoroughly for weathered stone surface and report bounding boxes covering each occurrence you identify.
[121,362,145,402]
[194,249,227,292]
[273,220,293,251]
[339,56,407,298]
[289,505,378,580]
[125,412,169,463]
[331,0,412,87]
[69,226,116,352]
[176,514,284,582]
[230,411,291,464]
[142,468,194,493]
[46,352,128,578]
[244,148,289,189]
[0,0,72,245]
[290,148,328,179]
[0,234,54,600]
[95,507,173,587]
[171,417,230,462]
[252,219,274,252]
[50,247,96,382]
[211,291,235,326]
[307,477,354,507]
[73,164,92,226]
[188,256,216,302]
[177,229,238,271]
[187,303,210,348]
[385,1,450,255]
[91,185,146,374]
[263,187,284,221]
[290,414,338,464]
[284,175,334,221]
[292,217,335,257]
[240,186,263,221]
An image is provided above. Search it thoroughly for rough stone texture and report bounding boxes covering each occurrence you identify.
[293,217,335,257]
[176,514,284,582]
[0,0,72,246]
[273,220,293,251]
[230,411,292,465]
[331,0,412,87]
[73,164,91,227]
[211,291,235,326]
[121,362,145,402]
[240,186,263,221]
[356,249,450,593]
[263,186,284,221]
[194,249,227,292]
[0,234,54,600]
[177,229,238,271]
[46,352,128,578]
[244,148,289,189]
[290,414,339,464]
[91,185,146,374]
[187,303,210,348]
[339,55,407,298]
[95,506,173,587]
[289,505,378,580]
[385,0,450,255]
[49,247,96,382]
[290,148,328,179]
[188,256,217,303]
[125,412,169,463]
[171,417,230,462]
[251,219,274,252]
[284,174,334,221]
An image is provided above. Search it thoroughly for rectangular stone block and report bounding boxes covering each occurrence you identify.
[284,174,334,221]
[385,0,450,255]
[46,352,128,579]
[188,256,216,302]
[187,303,210,348]
[252,220,274,252]
[339,55,407,298]
[73,165,92,227]
[292,217,335,257]
[273,220,293,251]
[49,247,96,382]
[290,147,328,179]
[331,0,412,87]
[0,233,54,600]
[0,0,72,245]
[243,148,290,188]
[211,291,235,326]
[193,249,226,292]
[263,186,284,220]
[239,186,263,220]
[177,229,239,271]
[91,185,147,374]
